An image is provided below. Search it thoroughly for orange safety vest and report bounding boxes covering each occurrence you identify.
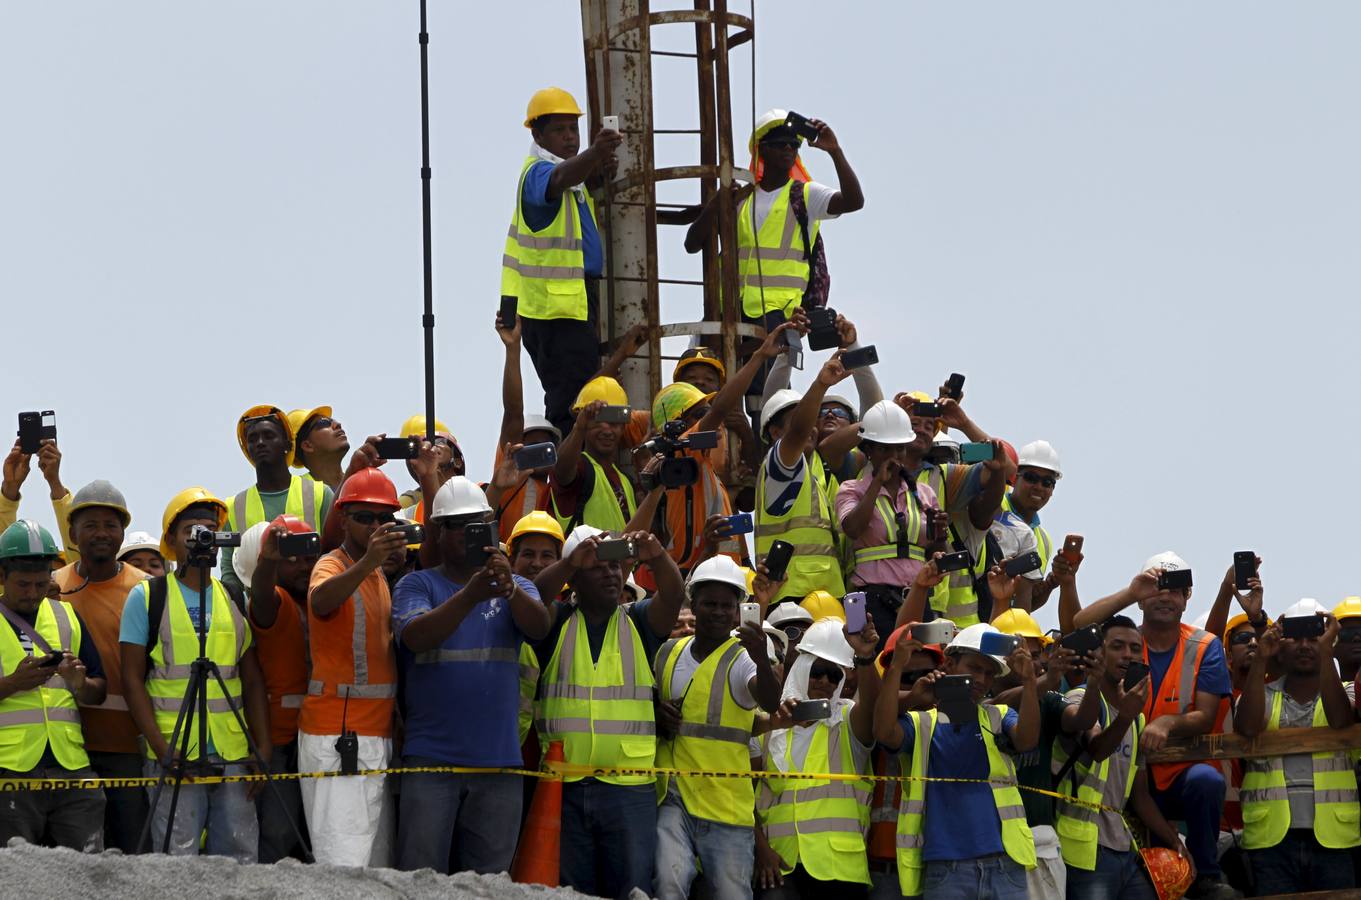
[868,748,902,861]
[1143,624,1228,790]
[496,474,549,546]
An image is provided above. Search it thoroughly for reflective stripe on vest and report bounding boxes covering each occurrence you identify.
[228,475,322,533]
[1144,624,1216,790]
[756,452,845,600]
[759,717,872,885]
[853,485,927,565]
[501,155,595,321]
[655,636,758,826]
[536,607,657,785]
[305,586,397,700]
[737,181,820,319]
[1240,686,1361,850]
[895,705,1036,896]
[145,578,248,761]
[0,599,88,771]
[1052,690,1143,870]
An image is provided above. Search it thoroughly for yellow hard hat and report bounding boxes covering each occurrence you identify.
[651,382,711,430]
[904,390,943,436]
[524,87,583,129]
[509,511,565,549]
[673,348,727,384]
[1223,612,1271,638]
[286,406,333,469]
[236,405,293,465]
[992,609,1048,643]
[572,376,629,413]
[159,487,228,559]
[400,415,452,441]
[1333,596,1361,622]
[742,567,758,597]
[800,590,846,623]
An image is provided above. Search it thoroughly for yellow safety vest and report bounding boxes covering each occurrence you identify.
[518,643,539,746]
[756,451,845,600]
[851,472,928,568]
[655,636,758,826]
[0,599,88,771]
[536,607,657,785]
[1240,686,1361,850]
[1002,494,1051,576]
[895,705,1036,896]
[1052,690,1143,870]
[758,714,872,885]
[227,474,324,533]
[552,453,638,535]
[144,577,250,762]
[501,155,598,321]
[737,181,820,319]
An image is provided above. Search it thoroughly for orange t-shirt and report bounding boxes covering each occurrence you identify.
[490,443,550,545]
[53,561,148,755]
[251,586,310,747]
[302,548,396,738]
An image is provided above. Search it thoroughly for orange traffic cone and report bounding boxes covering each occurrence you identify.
[511,740,564,886]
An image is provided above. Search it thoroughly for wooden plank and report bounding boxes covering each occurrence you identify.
[1144,724,1361,764]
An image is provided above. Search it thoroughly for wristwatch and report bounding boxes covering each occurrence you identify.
[853,655,876,667]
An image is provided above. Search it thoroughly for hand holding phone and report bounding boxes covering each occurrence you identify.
[1004,552,1043,578]
[1061,534,1084,564]
[739,602,761,628]
[375,436,419,460]
[1122,661,1150,691]
[595,405,631,425]
[719,513,753,537]
[843,592,867,634]
[1059,625,1103,655]
[943,373,965,401]
[1232,551,1258,592]
[513,442,557,471]
[763,541,794,583]
[841,345,878,370]
[790,698,831,721]
[595,538,638,562]
[1157,569,1193,591]
[936,550,971,573]
[601,114,620,132]
[959,442,996,464]
[1281,614,1326,640]
[463,522,495,569]
[979,631,1021,657]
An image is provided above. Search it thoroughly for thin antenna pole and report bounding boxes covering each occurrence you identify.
[418,0,436,442]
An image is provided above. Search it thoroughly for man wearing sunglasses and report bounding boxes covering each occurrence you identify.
[286,406,350,492]
[996,441,1062,610]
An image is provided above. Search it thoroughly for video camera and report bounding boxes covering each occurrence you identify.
[640,420,719,489]
[185,524,241,563]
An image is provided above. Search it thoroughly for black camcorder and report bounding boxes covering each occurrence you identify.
[640,421,720,489]
[186,525,241,551]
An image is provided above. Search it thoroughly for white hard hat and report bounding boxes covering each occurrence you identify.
[522,414,562,443]
[1017,440,1063,478]
[822,394,858,421]
[232,521,272,587]
[767,602,814,628]
[763,621,790,655]
[797,618,855,668]
[858,400,916,445]
[750,108,791,149]
[562,524,605,560]
[946,622,1011,676]
[760,389,802,440]
[117,530,160,560]
[1282,598,1327,619]
[622,577,647,603]
[1143,551,1189,573]
[933,431,960,449]
[687,555,750,601]
[430,476,492,519]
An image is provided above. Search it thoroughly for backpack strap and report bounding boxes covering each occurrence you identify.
[788,181,813,263]
[144,575,169,672]
[222,580,247,617]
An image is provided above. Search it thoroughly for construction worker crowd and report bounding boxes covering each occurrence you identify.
[1,86,1357,900]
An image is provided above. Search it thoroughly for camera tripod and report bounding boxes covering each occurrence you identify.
[137,548,312,861]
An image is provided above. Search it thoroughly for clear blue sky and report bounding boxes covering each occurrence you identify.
[3,2,1357,627]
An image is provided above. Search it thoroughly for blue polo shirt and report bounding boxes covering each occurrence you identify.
[889,706,1020,861]
[521,161,603,277]
[392,569,539,767]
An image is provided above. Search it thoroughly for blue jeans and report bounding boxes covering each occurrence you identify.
[1149,764,1224,877]
[1065,846,1158,900]
[655,790,755,900]
[395,759,522,875]
[560,779,657,900]
[922,854,1029,900]
[143,757,257,862]
[1248,828,1356,895]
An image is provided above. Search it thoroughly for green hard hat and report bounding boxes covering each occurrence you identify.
[0,519,61,561]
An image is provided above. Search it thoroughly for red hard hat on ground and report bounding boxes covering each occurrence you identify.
[335,469,400,510]
[1140,847,1194,900]
[270,514,312,535]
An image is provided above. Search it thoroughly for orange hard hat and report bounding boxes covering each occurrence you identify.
[875,623,945,677]
[1140,847,1194,900]
[335,468,400,510]
[269,514,312,535]
[997,439,1019,485]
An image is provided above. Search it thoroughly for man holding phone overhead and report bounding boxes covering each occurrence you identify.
[551,376,640,535]
[391,477,551,877]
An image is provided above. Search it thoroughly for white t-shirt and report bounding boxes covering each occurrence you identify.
[750,180,839,233]
[669,641,760,710]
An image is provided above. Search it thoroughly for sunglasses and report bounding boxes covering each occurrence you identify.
[819,406,852,421]
[1020,471,1057,489]
[1229,631,1257,646]
[1338,629,1361,644]
[808,663,843,682]
[348,510,395,526]
[762,138,800,149]
[780,624,807,641]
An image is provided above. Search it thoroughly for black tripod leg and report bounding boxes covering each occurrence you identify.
[160,665,205,854]
[137,665,199,854]
[206,662,314,863]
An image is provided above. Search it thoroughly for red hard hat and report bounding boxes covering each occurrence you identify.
[1140,847,1194,900]
[335,468,400,510]
[269,514,312,535]
[876,623,946,676]
[998,439,1019,485]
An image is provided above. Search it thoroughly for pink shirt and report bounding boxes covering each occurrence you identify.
[835,470,940,589]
